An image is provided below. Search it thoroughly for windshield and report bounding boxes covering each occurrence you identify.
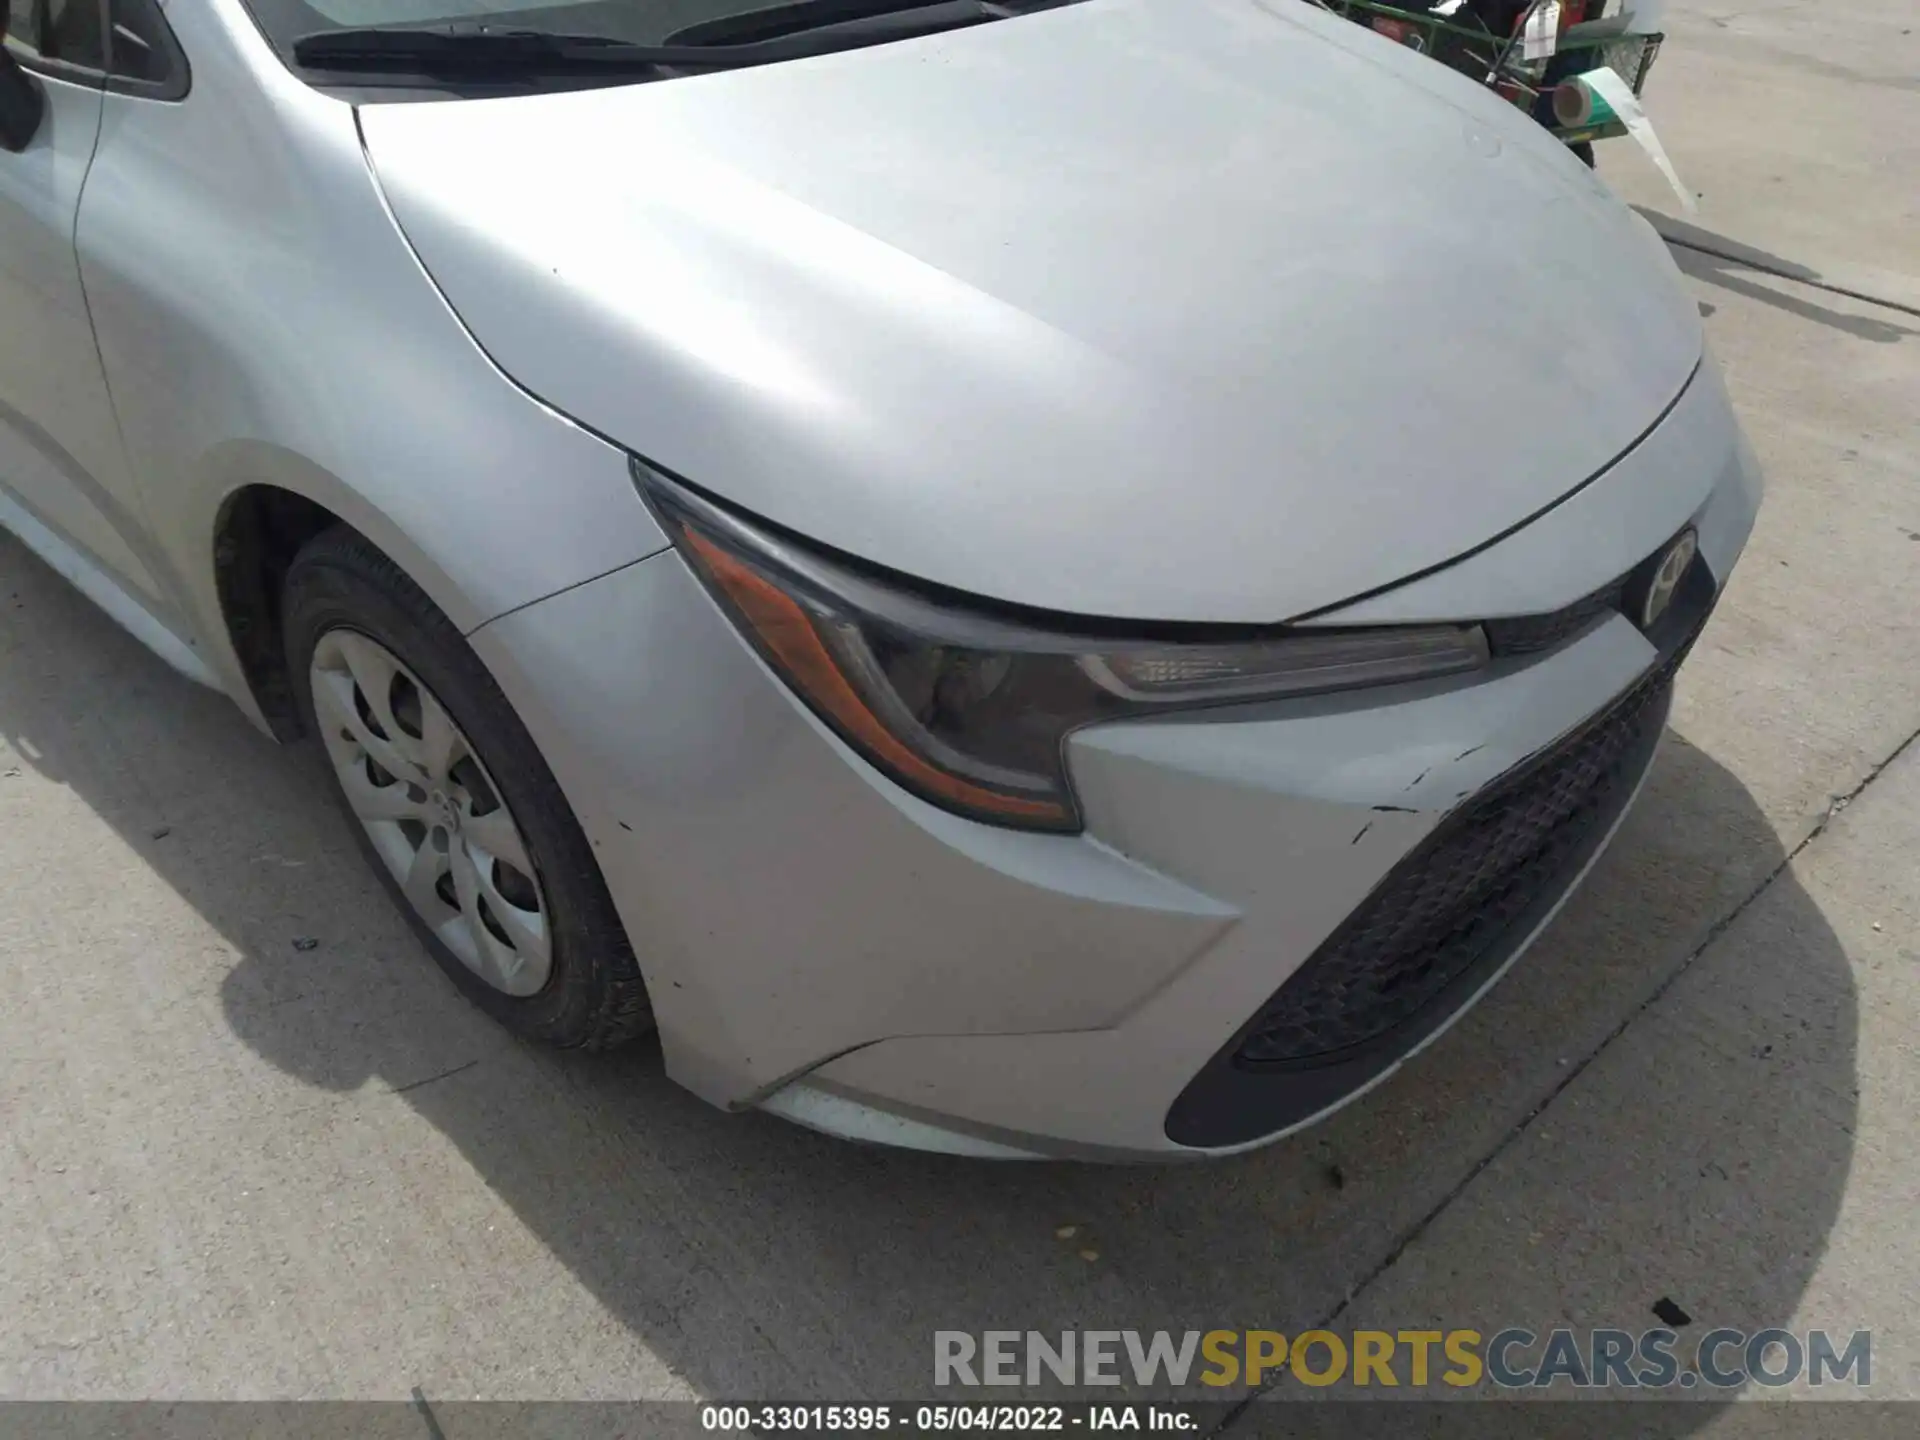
[245,0,1068,93]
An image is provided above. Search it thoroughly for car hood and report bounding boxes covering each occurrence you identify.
[360,0,1702,624]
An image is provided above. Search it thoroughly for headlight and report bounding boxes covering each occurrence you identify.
[637,464,1489,833]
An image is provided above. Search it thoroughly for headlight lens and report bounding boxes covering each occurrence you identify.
[638,466,1489,832]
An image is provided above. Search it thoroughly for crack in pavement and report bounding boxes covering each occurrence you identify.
[1209,719,1920,1434]
[387,1059,481,1096]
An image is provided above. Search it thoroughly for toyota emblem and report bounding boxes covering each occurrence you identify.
[1640,530,1698,630]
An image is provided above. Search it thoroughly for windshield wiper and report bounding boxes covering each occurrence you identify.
[291,3,1042,75]
[292,26,733,73]
[663,0,1048,47]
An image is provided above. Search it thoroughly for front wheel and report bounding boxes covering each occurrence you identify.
[283,525,652,1048]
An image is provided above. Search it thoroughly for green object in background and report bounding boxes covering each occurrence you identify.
[1552,70,1624,128]
[1555,61,1700,213]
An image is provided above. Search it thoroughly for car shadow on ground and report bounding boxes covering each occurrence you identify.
[0,529,1859,1415]
[1651,220,1918,345]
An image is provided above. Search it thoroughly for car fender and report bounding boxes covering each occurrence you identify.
[71,7,668,732]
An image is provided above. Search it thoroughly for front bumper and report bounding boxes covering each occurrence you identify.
[469,360,1762,1160]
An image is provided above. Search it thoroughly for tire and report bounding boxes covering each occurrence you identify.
[1570,141,1597,170]
[283,524,653,1049]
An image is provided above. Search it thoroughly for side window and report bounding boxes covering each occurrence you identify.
[5,0,110,73]
[106,0,188,95]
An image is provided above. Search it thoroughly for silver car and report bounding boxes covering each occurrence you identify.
[0,0,1758,1159]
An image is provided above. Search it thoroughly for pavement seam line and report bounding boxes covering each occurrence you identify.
[388,1058,481,1095]
[1658,234,1920,319]
[1208,718,1920,1435]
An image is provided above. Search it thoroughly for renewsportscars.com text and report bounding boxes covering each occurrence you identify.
[934,1328,1871,1390]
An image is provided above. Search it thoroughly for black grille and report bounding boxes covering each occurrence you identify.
[1485,576,1628,656]
[1235,626,1697,1068]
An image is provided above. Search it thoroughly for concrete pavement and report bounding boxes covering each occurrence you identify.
[1599,0,1920,312]
[2,0,1917,1416]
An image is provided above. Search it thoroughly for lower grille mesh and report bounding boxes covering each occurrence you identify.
[1235,636,1692,1068]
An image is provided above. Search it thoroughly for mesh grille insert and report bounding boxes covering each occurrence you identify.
[1235,636,1692,1068]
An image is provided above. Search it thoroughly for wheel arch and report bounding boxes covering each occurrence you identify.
[200,444,484,742]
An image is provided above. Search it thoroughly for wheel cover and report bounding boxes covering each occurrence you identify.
[310,628,553,997]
